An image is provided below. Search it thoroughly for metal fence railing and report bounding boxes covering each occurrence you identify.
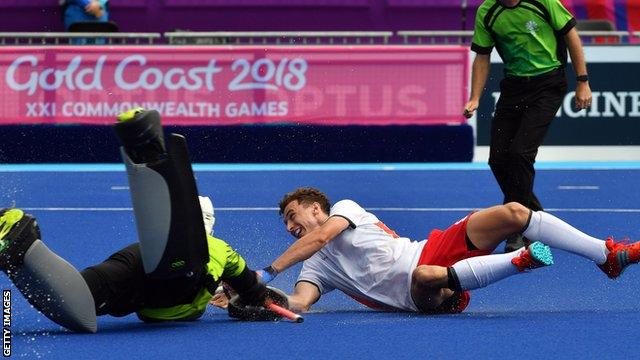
[397,30,636,45]
[0,31,637,46]
[564,30,632,44]
[0,32,161,45]
[397,31,473,45]
[164,31,394,45]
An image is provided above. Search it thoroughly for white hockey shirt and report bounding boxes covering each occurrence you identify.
[297,199,425,311]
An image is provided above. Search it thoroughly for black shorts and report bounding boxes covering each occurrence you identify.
[81,243,207,317]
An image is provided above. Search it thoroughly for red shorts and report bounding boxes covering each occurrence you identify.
[416,214,494,314]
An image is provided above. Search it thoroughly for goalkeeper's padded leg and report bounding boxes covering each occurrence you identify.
[120,133,208,278]
[9,240,97,333]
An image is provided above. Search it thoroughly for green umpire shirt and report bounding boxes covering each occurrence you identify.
[136,235,246,321]
[471,0,576,77]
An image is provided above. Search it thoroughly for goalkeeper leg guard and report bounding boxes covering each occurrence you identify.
[113,109,208,279]
[1,209,96,333]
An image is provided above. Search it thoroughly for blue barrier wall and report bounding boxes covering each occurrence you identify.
[0,124,473,163]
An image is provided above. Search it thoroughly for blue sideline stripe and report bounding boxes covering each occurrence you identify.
[2,162,640,172]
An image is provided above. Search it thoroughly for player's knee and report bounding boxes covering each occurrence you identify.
[502,202,530,230]
[412,265,446,289]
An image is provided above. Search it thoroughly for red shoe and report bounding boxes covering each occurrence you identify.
[598,238,640,279]
[511,241,554,272]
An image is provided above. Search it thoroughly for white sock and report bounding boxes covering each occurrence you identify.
[452,249,525,291]
[523,211,607,264]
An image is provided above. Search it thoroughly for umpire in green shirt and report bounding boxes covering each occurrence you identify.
[463,0,592,252]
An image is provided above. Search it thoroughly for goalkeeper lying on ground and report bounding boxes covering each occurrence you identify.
[0,109,286,333]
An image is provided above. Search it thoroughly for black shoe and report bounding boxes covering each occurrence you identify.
[504,233,531,253]
[0,208,40,271]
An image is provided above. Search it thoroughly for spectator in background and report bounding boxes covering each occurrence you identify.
[60,0,109,31]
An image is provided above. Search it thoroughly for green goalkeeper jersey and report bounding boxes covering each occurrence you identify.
[471,0,576,77]
[137,235,245,321]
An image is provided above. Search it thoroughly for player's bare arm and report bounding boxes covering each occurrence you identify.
[463,53,491,118]
[288,281,321,313]
[564,27,592,110]
[271,216,349,273]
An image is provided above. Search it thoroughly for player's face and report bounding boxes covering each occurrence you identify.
[283,200,322,239]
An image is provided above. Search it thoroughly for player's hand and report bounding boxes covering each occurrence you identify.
[210,292,230,309]
[575,82,592,110]
[84,0,104,18]
[463,100,479,119]
[209,282,234,309]
[256,265,278,283]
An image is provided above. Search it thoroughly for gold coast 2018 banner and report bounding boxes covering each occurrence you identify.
[0,45,469,126]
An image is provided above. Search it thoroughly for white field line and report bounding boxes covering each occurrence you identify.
[110,185,602,192]
[19,207,640,213]
[557,186,600,190]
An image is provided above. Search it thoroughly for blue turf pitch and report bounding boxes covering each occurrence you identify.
[1,164,640,359]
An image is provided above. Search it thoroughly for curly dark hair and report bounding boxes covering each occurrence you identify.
[278,187,331,216]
